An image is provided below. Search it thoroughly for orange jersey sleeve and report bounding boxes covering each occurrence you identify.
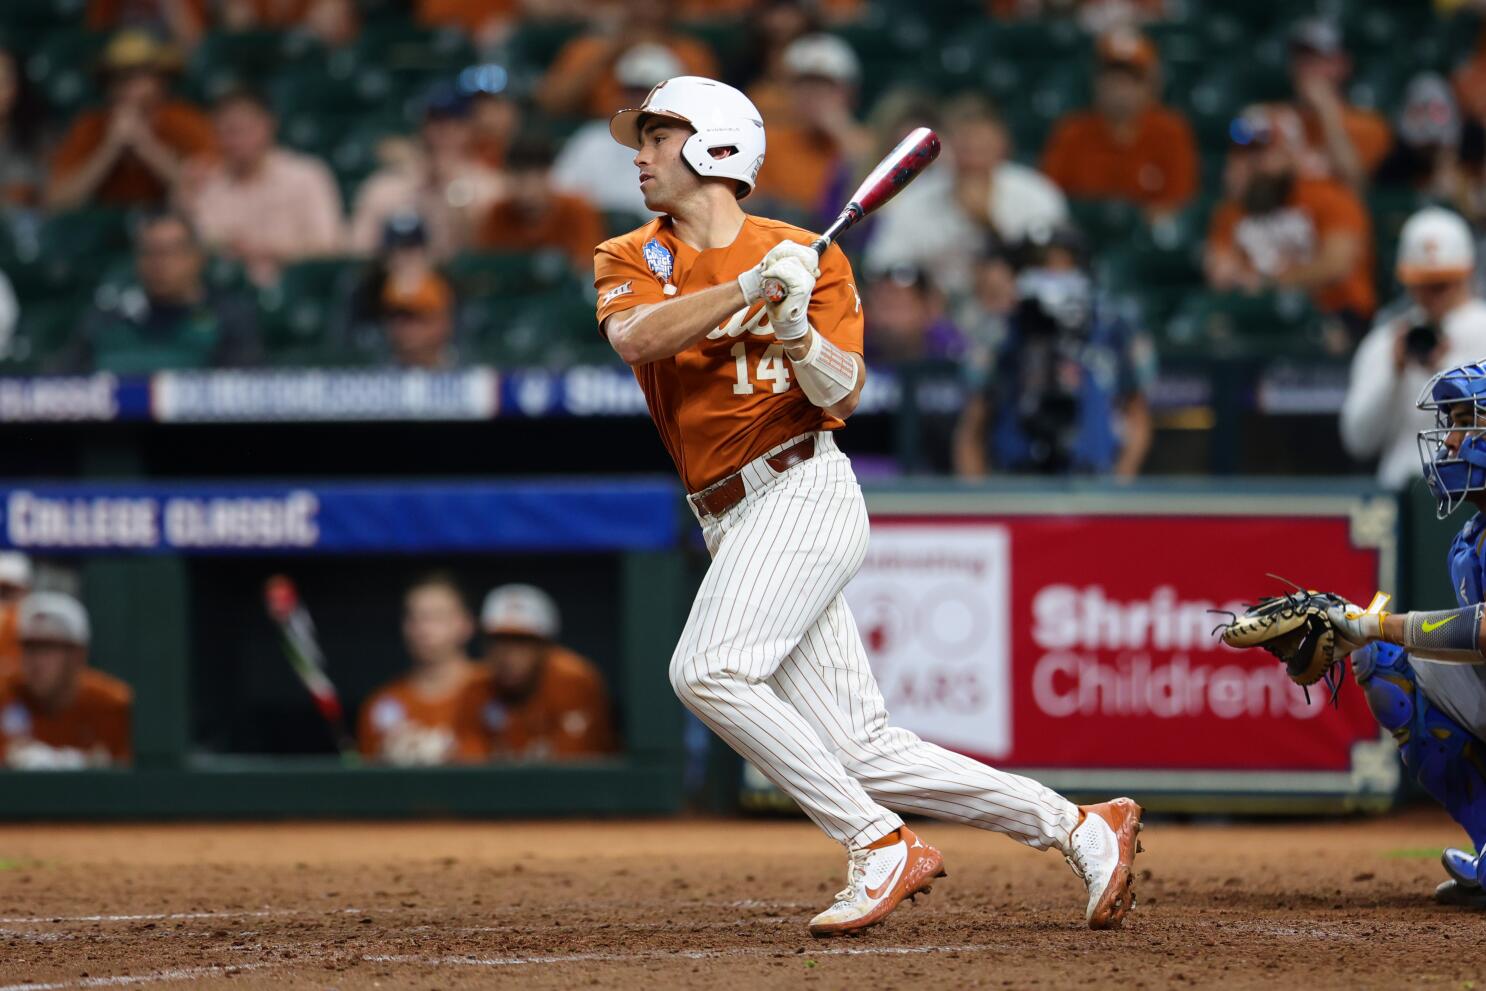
[594,220,670,329]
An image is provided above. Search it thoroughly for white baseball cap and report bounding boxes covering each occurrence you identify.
[480,584,559,640]
[615,43,685,91]
[782,34,861,85]
[0,552,32,590]
[18,592,90,646]
[1397,206,1476,286]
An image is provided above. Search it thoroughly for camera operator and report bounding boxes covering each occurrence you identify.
[1341,206,1486,488]
[953,228,1154,477]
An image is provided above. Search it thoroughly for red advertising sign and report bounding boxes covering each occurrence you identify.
[848,510,1392,795]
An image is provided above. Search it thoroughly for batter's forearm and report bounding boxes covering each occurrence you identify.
[605,282,748,365]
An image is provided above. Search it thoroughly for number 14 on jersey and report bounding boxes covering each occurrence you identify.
[730,341,792,395]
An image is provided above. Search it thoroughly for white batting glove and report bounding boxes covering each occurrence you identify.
[1326,602,1384,655]
[761,258,815,341]
[737,241,820,304]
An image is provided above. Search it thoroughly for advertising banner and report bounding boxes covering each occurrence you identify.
[842,496,1399,800]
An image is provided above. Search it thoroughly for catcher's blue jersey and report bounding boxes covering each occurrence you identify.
[1448,513,1486,609]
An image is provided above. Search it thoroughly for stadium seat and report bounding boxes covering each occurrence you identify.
[445,251,580,301]
[24,29,106,119]
[2,208,131,302]
[601,210,650,238]
[184,30,294,103]
[257,257,362,357]
[466,291,606,368]
[7,298,80,371]
[504,19,586,78]
[1067,199,1141,255]
[1164,290,1322,358]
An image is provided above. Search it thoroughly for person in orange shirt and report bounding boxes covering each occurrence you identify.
[1040,26,1197,218]
[750,33,871,218]
[595,74,1140,937]
[466,584,616,759]
[1205,105,1374,337]
[0,553,32,680]
[0,592,131,769]
[1284,18,1391,190]
[357,573,486,766]
[219,0,358,46]
[378,267,461,369]
[47,31,216,210]
[476,134,604,273]
[536,0,720,119]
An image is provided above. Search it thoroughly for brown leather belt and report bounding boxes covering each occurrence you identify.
[689,436,817,520]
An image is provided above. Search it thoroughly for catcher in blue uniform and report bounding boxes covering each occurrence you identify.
[1223,359,1486,907]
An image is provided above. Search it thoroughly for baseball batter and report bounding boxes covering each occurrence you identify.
[594,75,1142,937]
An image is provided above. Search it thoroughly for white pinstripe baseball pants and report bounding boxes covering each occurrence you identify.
[671,432,1082,851]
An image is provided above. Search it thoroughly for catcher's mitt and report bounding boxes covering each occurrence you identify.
[1218,586,1353,688]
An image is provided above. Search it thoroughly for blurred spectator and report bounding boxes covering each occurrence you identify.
[219,0,359,47]
[680,0,861,18]
[380,268,460,370]
[866,95,1067,298]
[552,43,682,217]
[1452,24,1486,129]
[0,554,31,680]
[87,0,206,51]
[348,85,504,262]
[58,212,262,373]
[357,573,485,766]
[337,212,432,360]
[1284,18,1391,189]
[1377,73,1486,227]
[467,584,617,759]
[731,0,822,90]
[750,34,871,217]
[0,593,131,770]
[1341,207,1486,489]
[465,67,522,169]
[862,265,968,365]
[0,46,45,208]
[47,31,215,210]
[1205,106,1375,337]
[180,88,344,288]
[1041,27,1198,218]
[954,234,1154,477]
[536,0,720,119]
[988,0,1169,31]
[476,134,604,273]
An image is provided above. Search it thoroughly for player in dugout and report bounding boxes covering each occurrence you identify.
[0,552,33,678]
[357,572,486,766]
[0,591,132,769]
[467,584,616,760]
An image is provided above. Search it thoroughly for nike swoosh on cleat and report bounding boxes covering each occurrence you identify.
[864,861,905,900]
[1422,615,1459,633]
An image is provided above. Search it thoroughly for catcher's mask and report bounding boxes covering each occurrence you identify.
[1417,360,1486,518]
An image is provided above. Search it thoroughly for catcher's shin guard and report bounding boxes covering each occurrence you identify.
[1353,643,1486,854]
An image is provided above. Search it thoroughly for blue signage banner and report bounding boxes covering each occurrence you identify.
[0,481,681,554]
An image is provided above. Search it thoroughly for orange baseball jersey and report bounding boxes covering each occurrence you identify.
[357,666,489,766]
[0,605,19,680]
[464,646,616,759]
[0,668,132,769]
[594,215,865,493]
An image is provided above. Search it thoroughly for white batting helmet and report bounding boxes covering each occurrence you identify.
[610,75,766,199]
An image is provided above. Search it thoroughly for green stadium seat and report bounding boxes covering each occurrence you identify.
[184,30,295,103]
[602,210,650,238]
[8,299,80,371]
[0,0,85,32]
[445,251,579,301]
[257,257,362,356]
[1067,199,1142,255]
[267,64,375,117]
[3,209,131,302]
[24,29,107,119]
[504,20,586,77]
[1163,290,1323,358]
[465,291,602,368]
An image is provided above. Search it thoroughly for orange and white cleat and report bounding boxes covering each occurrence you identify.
[1066,798,1144,929]
[808,826,947,937]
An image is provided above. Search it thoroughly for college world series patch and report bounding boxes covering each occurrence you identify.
[642,238,674,284]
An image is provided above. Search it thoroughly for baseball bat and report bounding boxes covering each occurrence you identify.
[264,574,359,763]
[763,126,941,304]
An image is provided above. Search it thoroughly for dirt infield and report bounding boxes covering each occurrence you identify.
[0,810,1482,989]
